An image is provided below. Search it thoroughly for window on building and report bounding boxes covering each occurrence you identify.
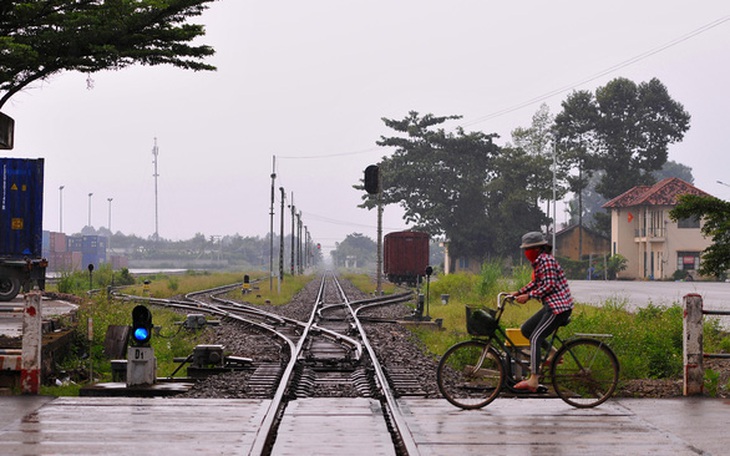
[677,216,700,229]
[649,210,665,237]
[677,251,700,271]
[458,257,469,269]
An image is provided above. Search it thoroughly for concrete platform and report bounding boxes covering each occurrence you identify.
[399,397,729,455]
[0,396,728,455]
[272,398,396,455]
[0,397,270,455]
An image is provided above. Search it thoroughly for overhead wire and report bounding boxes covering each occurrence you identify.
[461,14,730,127]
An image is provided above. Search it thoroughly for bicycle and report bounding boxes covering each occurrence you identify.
[436,292,620,409]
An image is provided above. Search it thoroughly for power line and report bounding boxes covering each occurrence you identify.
[301,210,404,232]
[277,147,379,160]
[462,14,730,127]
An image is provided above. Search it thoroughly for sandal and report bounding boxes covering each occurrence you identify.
[544,357,564,369]
[513,380,538,393]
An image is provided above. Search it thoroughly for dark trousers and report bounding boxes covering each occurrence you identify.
[521,306,572,375]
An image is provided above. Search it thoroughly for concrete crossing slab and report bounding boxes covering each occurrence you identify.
[398,397,729,455]
[1,396,728,455]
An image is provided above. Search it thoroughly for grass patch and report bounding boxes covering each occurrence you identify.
[219,274,314,306]
[353,269,729,384]
[341,272,399,295]
[43,270,267,396]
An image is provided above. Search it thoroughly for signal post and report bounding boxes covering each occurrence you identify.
[364,165,382,295]
[127,305,156,387]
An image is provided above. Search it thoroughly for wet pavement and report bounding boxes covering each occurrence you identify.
[400,397,729,455]
[0,396,727,455]
[569,280,730,311]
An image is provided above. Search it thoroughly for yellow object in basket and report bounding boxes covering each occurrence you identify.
[505,328,530,347]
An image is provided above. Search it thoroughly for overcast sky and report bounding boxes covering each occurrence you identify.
[4,1,729,252]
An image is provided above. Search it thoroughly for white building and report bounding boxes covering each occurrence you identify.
[602,178,712,280]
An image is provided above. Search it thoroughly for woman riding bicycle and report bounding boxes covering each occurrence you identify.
[511,231,573,392]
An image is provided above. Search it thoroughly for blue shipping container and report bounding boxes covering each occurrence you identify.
[0,158,44,258]
[81,235,107,255]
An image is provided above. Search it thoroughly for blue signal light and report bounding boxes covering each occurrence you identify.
[130,305,153,346]
[134,327,150,342]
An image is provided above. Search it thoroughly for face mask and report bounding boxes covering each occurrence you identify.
[524,248,540,263]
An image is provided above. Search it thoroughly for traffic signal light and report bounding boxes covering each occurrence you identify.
[130,305,153,347]
[364,165,380,194]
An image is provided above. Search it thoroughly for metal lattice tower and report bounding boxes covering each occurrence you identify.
[152,138,160,242]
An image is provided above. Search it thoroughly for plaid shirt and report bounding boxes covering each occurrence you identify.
[517,252,573,314]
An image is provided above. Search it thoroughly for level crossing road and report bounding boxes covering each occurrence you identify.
[569,279,730,311]
[1,396,728,455]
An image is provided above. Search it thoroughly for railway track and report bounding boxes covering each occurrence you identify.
[113,272,427,455]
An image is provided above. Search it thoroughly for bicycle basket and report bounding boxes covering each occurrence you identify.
[465,306,498,336]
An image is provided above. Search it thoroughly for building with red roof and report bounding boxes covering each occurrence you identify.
[602,178,712,280]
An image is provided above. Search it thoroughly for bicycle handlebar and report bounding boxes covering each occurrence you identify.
[497,292,516,310]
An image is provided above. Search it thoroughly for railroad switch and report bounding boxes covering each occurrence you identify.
[173,344,253,379]
[180,314,220,330]
[404,294,431,321]
[192,345,224,368]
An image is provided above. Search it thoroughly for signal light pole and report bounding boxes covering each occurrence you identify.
[364,165,382,295]
[127,305,156,386]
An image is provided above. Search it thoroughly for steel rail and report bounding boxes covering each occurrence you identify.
[247,274,328,456]
[331,274,421,456]
[208,291,363,360]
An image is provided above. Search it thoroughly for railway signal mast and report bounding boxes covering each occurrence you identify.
[364,165,382,295]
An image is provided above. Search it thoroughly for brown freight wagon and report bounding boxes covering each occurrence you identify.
[383,231,429,286]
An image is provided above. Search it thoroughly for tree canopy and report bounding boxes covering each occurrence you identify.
[361,77,691,264]
[0,0,216,108]
[670,195,730,278]
[330,233,376,268]
[362,111,550,260]
[555,77,690,201]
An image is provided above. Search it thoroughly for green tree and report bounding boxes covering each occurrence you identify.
[554,90,601,254]
[363,111,551,260]
[0,0,216,108]
[366,112,497,259]
[594,77,690,199]
[669,195,730,278]
[510,103,567,226]
[652,160,694,183]
[330,233,376,268]
[485,146,552,256]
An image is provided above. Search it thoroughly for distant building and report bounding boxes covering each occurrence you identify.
[442,242,481,275]
[602,178,712,280]
[43,232,128,272]
[554,224,610,262]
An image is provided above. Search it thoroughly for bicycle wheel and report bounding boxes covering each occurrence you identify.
[551,338,619,408]
[437,340,505,409]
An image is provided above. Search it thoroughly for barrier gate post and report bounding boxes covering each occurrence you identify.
[21,290,42,394]
[683,293,704,396]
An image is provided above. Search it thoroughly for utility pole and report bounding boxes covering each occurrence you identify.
[152,138,160,242]
[87,193,93,227]
[59,185,64,233]
[377,189,383,295]
[107,198,113,232]
[290,193,295,275]
[279,187,285,283]
[297,211,302,274]
[269,156,276,291]
[552,142,557,255]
